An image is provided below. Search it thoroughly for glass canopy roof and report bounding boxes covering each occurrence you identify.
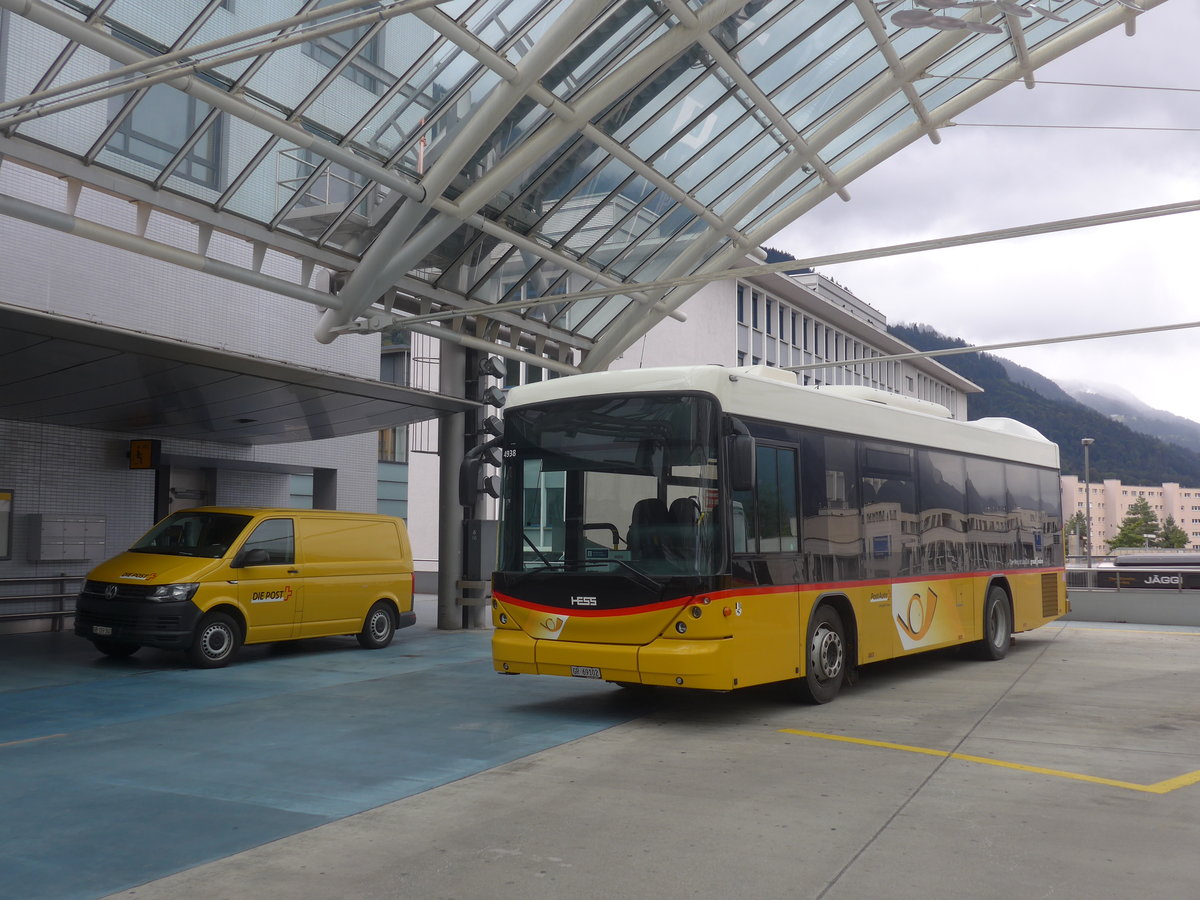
[0,0,1162,373]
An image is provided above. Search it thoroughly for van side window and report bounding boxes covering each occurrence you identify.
[243,519,295,565]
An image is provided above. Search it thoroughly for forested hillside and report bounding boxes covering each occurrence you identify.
[889,324,1200,487]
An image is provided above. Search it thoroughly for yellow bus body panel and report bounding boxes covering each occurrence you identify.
[492,568,1067,692]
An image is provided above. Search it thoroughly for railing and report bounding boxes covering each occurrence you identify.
[0,575,85,631]
[1066,566,1200,592]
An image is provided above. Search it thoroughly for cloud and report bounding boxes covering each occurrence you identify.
[769,2,1200,422]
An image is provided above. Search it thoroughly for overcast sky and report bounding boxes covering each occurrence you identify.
[772,1,1200,422]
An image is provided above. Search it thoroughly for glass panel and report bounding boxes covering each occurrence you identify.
[129,511,252,559]
[1039,468,1063,567]
[917,450,967,574]
[753,446,798,554]
[240,518,295,565]
[1006,463,1043,565]
[862,442,916,578]
[966,457,1011,569]
[499,395,722,577]
[693,131,779,207]
[103,84,222,190]
[801,433,861,581]
[753,5,863,98]
[545,2,663,101]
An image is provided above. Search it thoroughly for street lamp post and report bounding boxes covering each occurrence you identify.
[1082,438,1094,567]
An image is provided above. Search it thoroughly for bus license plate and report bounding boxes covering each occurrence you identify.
[93,625,112,636]
[571,665,602,679]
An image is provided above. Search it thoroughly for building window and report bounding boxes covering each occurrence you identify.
[109,84,222,189]
[379,427,408,463]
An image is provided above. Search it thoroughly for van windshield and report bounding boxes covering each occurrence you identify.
[129,511,252,558]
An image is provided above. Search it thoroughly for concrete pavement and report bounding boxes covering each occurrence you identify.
[5,606,1200,899]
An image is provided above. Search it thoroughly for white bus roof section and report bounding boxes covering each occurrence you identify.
[0,0,1165,376]
[505,364,1060,468]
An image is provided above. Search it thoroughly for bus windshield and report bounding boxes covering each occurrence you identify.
[129,511,252,558]
[499,394,723,578]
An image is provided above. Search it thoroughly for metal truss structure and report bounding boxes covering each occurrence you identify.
[0,0,1168,377]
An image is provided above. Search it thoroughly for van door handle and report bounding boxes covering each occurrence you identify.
[287,569,300,575]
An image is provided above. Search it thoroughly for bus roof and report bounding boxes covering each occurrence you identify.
[505,365,1059,469]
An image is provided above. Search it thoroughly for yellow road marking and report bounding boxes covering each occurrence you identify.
[780,728,1200,794]
[0,733,66,749]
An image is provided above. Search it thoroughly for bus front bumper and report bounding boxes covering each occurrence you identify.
[492,630,735,691]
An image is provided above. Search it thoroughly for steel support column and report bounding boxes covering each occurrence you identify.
[437,341,466,630]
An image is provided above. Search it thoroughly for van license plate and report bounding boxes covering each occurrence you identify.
[571,666,601,679]
[93,625,113,636]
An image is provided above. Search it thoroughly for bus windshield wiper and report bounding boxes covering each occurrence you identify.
[523,533,554,567]
[568,558,660,592]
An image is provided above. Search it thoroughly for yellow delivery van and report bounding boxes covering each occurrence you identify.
[74,507,414,668]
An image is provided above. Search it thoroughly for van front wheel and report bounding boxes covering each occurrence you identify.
[358,601,396,649]
[187,612,241,668]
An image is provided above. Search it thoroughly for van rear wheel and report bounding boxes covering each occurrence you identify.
[187,612,241,668]
[358,601,396,649]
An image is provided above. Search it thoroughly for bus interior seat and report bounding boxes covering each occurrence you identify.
[667,497,700,557]
[629,498,669,559]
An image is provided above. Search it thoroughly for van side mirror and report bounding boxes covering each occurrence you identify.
[729,433,756,492]
[233,547,271,568]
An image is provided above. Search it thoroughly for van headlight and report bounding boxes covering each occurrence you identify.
[148,583,200,603]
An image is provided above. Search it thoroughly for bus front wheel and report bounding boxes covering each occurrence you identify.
[973,586,1012,661]
[798,605,846,704]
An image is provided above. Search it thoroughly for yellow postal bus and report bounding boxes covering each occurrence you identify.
[488,365,1067,703]
[76,507,414,667]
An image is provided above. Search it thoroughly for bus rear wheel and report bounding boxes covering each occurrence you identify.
[798,605,846,704]
[973,585,1012,661]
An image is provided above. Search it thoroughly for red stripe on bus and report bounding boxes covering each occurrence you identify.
[493,567,1061,618]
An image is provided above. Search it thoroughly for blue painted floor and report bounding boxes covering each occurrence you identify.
[0,601,645,900]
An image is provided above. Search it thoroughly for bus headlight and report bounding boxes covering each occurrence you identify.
[675,621,688,634]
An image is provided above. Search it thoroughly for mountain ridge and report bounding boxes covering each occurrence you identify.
[889,323,1200,487]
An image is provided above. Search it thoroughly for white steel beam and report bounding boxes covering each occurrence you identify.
[582,0,1162,369]
[0,0,442,119]
[0,0,658,347]
[323,0,604,339]
[851,0,942,144]
[414,4,753,252]
[317,0,747,341]
[664,0,851,202]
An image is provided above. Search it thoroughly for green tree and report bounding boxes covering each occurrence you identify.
[1108,497,1160,550]
[1158,515,1189,549]
[1065,511,1088,538]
